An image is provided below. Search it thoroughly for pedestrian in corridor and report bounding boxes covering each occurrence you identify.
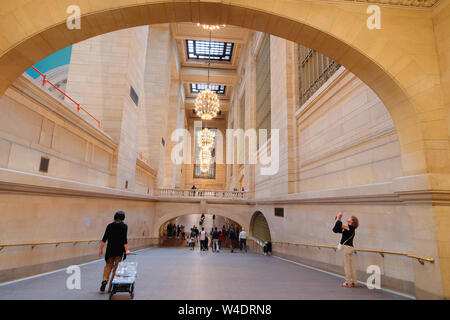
[228,227,237,253]
[189,228,196,250]
[99,211,130,293]
[181,225,185,240]
[200,227,207,251]
[212,227,219,252]
[333,212,359,288]
[239,228,248,252]
[218,231,223,252]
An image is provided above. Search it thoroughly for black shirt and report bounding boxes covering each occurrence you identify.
[333,220,356,247]
[102,222,128,261]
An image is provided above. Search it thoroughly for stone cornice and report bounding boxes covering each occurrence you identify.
[0,168,154,202]
[136,158,157,178]
[2,169,450,206]
[340,0,439,8]
[9,75,117,150]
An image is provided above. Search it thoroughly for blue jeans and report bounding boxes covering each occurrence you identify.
[240,239,247,251]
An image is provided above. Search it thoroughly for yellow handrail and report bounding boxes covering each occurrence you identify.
[0,237,158,251]
[271,241,434,264]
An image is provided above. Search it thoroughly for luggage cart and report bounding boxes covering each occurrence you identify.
[109,253,137,300]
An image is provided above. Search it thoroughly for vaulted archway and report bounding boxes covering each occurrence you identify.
[0,0,448,177]
[250,211,271,242]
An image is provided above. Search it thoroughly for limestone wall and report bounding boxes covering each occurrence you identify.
[250,197,417,295]
[296,67,403,192]
[0,192,156,282]
[251,37,403,197]
[0,76,116,188]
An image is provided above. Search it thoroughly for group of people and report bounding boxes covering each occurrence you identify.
[98,210,360,292]
[187,224,248,253]
[166,223,185,240]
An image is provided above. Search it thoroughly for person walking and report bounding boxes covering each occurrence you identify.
[333,211,359,288]
[200,227,206,251]
[204,233,209,251]
[229,227,236,253]
[217,231,223,252]
[239,228,248,252]
[99,211,130,293]
[166,223,172,239]
[263,240,272,256]
[212,227,219,252]
[221,225,227,241]
[189,228,196,250]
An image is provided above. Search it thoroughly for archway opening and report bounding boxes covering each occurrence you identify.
[0,1,430,176]
[250,211,271,242]
[159,213,242,248]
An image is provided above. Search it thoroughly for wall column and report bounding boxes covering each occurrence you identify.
[65,26,149,191]
[139,24,173,187]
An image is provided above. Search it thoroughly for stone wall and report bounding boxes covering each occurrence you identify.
[250,195,416,296]
[65,26,151,192]
[0,190,156,282]
[296,67,403,191]
[0,76,116,188]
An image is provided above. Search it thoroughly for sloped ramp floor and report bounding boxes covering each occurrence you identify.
[0,248,407,300]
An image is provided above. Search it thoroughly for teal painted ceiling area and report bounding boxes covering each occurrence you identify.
[26,46,72,78]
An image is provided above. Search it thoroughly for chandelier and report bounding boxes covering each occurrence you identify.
[198,147,212,173]
[198,128,215,149]
[194,27,221,174]
[197,23,226,31]
[194,28,221,121]
[194,89,220,120]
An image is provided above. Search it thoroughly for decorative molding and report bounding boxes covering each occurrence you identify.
[136,158,157,178]
[10,75,117,150]
[341,0,439,8]
[0,168,154,201]
[296,66,347,119]
[2,168,450,206]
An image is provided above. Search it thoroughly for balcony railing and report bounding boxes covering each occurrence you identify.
[157,188,247,199]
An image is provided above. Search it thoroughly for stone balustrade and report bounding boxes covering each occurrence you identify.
[157,188,247,199]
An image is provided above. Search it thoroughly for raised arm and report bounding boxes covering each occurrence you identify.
[337,212,350,230]
[333,212,349,233]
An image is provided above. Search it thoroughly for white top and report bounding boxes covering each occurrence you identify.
[200,230,206,241]
[239,231,247,240]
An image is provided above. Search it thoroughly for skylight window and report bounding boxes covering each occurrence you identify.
[191,83,226,95]
[186,40,233,61]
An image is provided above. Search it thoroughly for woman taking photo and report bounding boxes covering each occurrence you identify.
[333,212,359,288]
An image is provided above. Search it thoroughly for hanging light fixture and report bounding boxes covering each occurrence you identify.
[194,89,220,120]
[194,29,221,121]
[197,128,215,149]
[197,23,226,31]
[198,147,212,173]
[194,27,221,174]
